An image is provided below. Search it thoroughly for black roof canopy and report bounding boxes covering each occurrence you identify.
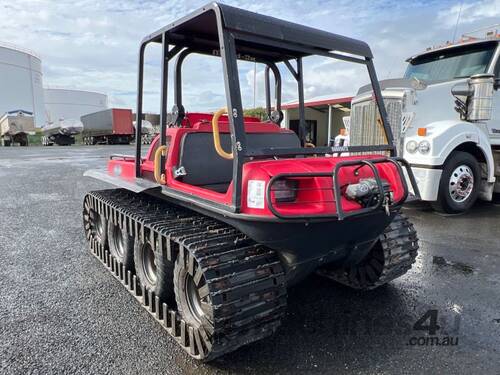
[134,2,395,209]
[144,2,373,62]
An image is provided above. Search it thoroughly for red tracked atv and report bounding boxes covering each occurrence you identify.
[83,3,420,361]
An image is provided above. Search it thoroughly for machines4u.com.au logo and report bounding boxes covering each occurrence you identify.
[408,309,460,346]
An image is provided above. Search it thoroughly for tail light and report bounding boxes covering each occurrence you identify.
[272,179,298,202]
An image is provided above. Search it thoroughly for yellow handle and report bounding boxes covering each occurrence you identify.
[212,107,233,160]
[154,145,168,184]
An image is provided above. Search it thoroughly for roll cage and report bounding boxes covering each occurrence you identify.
[134,2,396,212]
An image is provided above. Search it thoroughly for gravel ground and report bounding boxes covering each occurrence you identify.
[1,145,499,374]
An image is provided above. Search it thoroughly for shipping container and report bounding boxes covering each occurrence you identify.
[80,108,134,145]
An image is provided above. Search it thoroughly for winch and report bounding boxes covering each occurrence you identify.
[345,178,392,208]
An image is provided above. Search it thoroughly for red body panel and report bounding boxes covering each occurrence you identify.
[111,109,134,135]
[108,113,406,218]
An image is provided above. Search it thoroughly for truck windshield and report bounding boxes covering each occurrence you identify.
[404,42,497,82]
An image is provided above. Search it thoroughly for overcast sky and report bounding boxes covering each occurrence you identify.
[1,0,499,112]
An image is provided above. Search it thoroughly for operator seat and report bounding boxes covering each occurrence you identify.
[178,131,300,192]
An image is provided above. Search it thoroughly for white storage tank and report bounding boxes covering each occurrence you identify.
[0,42,45,127]
[44,88,108,124]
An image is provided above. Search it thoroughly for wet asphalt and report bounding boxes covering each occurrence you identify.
[0,145,499,375]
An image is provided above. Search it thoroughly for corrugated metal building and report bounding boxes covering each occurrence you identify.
[282,93,353,146]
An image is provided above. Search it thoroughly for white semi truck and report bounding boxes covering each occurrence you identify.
[346,28,500,213]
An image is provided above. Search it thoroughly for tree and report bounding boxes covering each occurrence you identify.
[243,107,268,121]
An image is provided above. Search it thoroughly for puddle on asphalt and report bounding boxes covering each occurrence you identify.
[432,256,475,275]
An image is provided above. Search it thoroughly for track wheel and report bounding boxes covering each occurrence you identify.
[317,213,418,289]
[134,235,174,301]
[172,244,287,360]
[82,197,107,247]
[107,220,134,271]
[173,255,212,329]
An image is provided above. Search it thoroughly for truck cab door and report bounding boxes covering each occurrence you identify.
[488,58,500,145]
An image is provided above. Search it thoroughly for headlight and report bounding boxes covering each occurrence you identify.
[406,140,418,153]
[418,140,430,154]
[272,179,298,203]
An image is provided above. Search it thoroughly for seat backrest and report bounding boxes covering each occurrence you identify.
[178,132,300,189]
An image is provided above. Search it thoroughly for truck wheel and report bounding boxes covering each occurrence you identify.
[3,139,11,147]
[107,220,134,271]
[134,236,174,300]
[432,151,480,214]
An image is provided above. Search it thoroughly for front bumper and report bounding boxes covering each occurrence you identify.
[409,166,442,201]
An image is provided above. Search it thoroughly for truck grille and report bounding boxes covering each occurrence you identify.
[350,98,403,153]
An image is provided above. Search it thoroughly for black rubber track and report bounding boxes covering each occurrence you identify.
[83,189,287,361]
[316,213,419,289]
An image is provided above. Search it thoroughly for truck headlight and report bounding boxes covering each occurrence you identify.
[406,140,418,154]
[418,140,430,154]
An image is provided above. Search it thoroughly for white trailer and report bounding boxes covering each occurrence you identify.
[41,118,83,146]
[346,27,500,213]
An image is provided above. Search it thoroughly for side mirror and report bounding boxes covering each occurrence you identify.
[451,84,472,97]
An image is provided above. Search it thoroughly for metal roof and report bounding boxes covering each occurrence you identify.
[0,41,41,60]
[144,2,373,62]
[44,86,108,97]
[282,93,354,109]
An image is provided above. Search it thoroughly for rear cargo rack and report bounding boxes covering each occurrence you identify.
[266,157,419,220]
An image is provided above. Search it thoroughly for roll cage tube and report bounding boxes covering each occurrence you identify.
[172,48,284,127]
[133,3,397,212]
[264,63,283,124]
[135,41,147,177]
[172,48,190,126]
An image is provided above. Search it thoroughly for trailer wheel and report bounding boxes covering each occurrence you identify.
[432,151,480,214]
[107,220,134,271]
[134,236,174,300]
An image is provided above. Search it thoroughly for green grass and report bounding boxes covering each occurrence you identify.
[25,131,84,146]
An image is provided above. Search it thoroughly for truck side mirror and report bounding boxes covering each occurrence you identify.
[494,78,500,91]
[451,84,472,97]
